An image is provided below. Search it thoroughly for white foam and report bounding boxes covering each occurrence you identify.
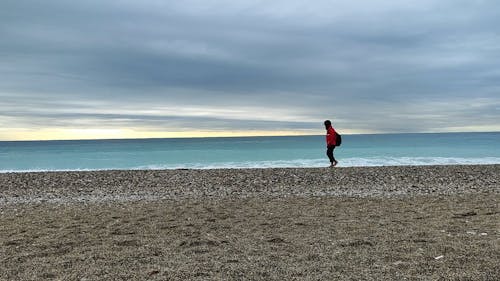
[341,157,500,167]
[2,157,500,173]
[0,168,112,173]
[134,157,500,170]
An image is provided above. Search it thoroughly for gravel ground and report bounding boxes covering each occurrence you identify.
[0,165,499,280]
[0,165,499,205]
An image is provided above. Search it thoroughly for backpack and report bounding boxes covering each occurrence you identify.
[335,132,342,146]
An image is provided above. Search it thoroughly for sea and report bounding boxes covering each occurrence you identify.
[1,132,499,173]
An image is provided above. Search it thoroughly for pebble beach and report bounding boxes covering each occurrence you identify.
[1,165,499,280]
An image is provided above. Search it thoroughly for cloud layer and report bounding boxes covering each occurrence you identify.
[1,0,499,139]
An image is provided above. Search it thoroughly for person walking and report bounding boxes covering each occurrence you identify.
[324,120,338,167]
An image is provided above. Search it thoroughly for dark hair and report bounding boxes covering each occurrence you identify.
[324,120,331,126]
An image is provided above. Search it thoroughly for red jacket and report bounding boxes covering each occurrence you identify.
[326,125,337,146]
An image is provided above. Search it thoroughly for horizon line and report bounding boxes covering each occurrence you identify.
[1,130,499,143]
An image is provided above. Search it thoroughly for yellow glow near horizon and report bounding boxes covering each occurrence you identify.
[0,128,331,141]
[1,126,498,141]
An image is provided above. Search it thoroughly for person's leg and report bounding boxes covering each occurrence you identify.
[327,146,338,167]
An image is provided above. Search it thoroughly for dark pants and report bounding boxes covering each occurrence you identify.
[326,145,336,163]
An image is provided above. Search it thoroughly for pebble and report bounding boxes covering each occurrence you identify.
[0,165,499,205]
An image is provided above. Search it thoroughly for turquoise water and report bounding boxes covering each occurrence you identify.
[1,132,499,172]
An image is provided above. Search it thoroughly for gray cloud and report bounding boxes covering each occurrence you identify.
[1,0,500,138]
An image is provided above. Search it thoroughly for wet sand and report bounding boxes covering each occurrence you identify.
[1,165,499,280]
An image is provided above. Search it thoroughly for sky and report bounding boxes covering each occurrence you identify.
[1,0,499,140]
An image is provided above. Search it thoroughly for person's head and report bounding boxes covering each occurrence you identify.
[324,120,331,130]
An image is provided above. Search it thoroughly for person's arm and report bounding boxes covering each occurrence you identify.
[326,128,336,146]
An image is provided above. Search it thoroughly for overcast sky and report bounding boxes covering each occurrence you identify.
[1,0,499,140]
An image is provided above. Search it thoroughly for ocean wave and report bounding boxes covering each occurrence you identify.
[341,157,500,167]
[0,168,108,173]
[2,157,500,173]
[137,157,500,170]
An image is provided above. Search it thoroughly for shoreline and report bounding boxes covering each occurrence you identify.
[2,162,500,174]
